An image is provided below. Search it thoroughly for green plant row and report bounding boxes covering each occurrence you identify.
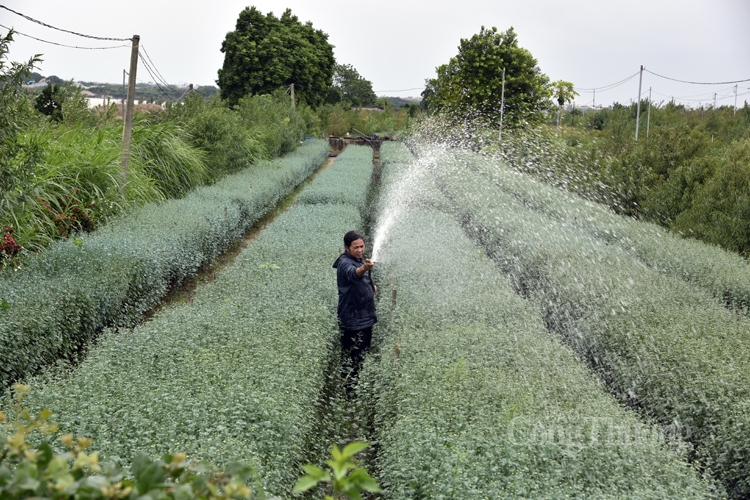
[0,140,330,387]
[362,142,717,499]
[460,147,750,313]
[425,145,750,498]
[296,145,373,213]
[7,145,376,497]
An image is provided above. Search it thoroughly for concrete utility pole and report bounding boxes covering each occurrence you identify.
[635,65,644,142]
[647,87,652,138]
[290,83,295,108]
[121,69,126,120]
[120,34,140,196]
[499,67,507,139]
[714,93,717,109]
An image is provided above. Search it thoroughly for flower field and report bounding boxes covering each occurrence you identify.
[0,140,329,387]
[392,141,750,498]
[4,136,750,498]
[363,142,717,498]
[12,144,376,496]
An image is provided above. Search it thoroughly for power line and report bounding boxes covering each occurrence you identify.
[0,24,129,50]
[374,87,423,93]
[0,4,131,41]
[137,52,181,100]
[140,45,179,93]
[575,71,640,93]
[138,55,178,100]
[644,69,750,85]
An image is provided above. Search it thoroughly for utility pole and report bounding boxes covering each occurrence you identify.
[593,88,595,109]
[713,93,717,109]
[499,67,506,141]
[121,69,126,120]
[120,34,139,197]
[290,83,295,108]
[646,87,651,138]
[635,65,643,142]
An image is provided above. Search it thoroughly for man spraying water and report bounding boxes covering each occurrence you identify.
[332,230,377,392]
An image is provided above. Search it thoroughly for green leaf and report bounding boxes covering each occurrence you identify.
[291,475,319,493]
[300,464,328,480]
[341,441,368,460]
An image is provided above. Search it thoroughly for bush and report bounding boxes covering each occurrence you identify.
[164,94,265,179]
[237,91,306,158]
[423,144,750,497]
[0,141,329,387]
[10,143,376,497]
[362,143,718,498]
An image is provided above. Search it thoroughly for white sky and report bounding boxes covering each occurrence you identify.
[2,0,749,107]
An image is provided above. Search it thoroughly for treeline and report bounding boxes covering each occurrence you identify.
[509,101,750,257]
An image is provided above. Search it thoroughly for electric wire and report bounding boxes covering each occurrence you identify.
[575,71,640,93]
[140,45,179,93]
[137,52,180,100]
[0,24,129,49]
[644,69,750,85]
[0,4,131,41]
[373,87,423,93]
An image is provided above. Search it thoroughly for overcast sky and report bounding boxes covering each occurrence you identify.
[2,0,749,107]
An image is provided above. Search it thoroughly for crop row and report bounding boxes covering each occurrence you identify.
[464,148,750,312]
[13,145,376,496]
[423,144,750,498]
[363,142,716,498]
[0,140,329,387]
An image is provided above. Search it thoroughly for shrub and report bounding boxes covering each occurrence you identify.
[0,141,329,387]
[362,144,717,498]
[10,143,376,497]
[424,144,750,498]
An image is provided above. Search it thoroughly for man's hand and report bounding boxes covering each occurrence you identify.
[356,259,374,277]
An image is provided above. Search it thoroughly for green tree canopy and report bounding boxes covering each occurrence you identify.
[550,80,578,129]
[217,7,335,107]
[422,26,551,128]
[327,63,377,107]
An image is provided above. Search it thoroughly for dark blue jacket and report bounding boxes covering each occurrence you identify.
[332,252,377,330]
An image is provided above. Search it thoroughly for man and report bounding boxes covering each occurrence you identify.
[332,230,377,391]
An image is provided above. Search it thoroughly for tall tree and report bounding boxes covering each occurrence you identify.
[422,26,551,128]
[217,7,335,107]
[550,80,578,132]
[328,63,377,107]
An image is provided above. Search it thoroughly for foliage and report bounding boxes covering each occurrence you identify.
[422,26,551,129]
[550,80,578,129]
[293,442,380,500]
[0,385,262,500]
[412,141,750,497]
[129,118,209,198]
[218,7,335,107]
[364,142,718,498]
[8,144,375,497]
[0,30,44,241]
[327,64,377,107]
[35,83,65,122]
[164,93,265,178]
[237,90,307,158]
[316,103,413,137]
[492,100,750,256]
[0,141,329,387]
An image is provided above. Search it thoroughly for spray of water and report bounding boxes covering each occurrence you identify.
[370,145,445,262]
